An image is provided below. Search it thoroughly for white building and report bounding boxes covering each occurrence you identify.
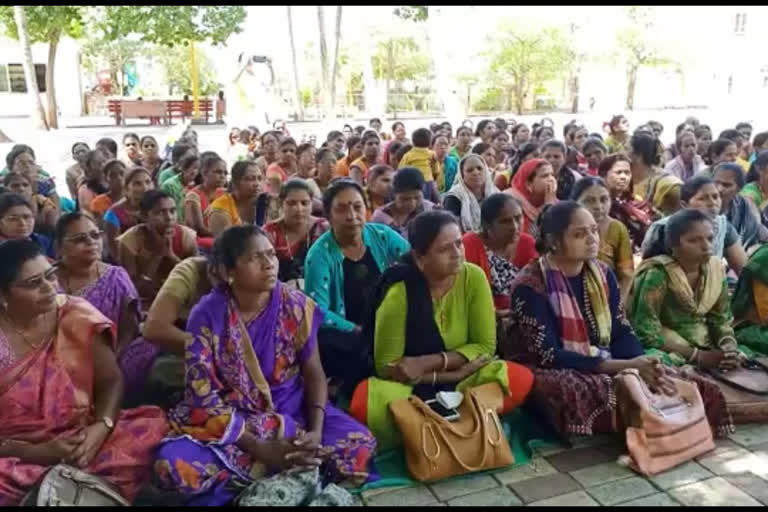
[0,36,83,119]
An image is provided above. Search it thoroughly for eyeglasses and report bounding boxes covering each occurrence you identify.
[13,266,57,290]
[63,230,103,244]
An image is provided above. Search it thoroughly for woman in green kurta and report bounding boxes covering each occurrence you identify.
[348,210,533,451]
[628,208,748,369]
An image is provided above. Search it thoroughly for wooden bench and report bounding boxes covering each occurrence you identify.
[120,100,168,126]
[167,99,213,123]
[107,99,122,125]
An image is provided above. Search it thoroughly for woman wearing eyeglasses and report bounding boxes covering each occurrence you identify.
[0,193,55,259]
[53,212,159,403]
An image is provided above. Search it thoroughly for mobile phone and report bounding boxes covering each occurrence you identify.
[425,398,460,422]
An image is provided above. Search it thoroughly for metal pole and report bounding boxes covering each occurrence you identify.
[190,41,200,118]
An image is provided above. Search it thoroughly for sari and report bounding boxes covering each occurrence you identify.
[370,199,435,240]
[506,158,551,238]
[505,258,733,438]
[263,216,329,287]
[610,191,652,249]
[741,182,768,212]
[444,155,499,233]
[725,194,765,250]
[628,255,743,366]
[598,218,633,283]
[64,264,158,401]
[0,296,168,505]
[664,154,705,181]
[154,284,375,505]
[730,246,768,355]
[349,261,533,451]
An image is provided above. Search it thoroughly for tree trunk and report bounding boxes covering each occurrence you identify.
[625,64,638,111]
[45,30,60,129]
[570,71,580,114]
[316,6,330,119]
[14,6,48,130]
[385,42,393,113]
[329,6,342,118]
[286,6,305,121]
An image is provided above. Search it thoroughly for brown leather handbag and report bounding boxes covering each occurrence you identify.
[614,368,715,476]
[389,383,513,482]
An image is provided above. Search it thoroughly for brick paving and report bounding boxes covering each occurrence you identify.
[357,424,768,506]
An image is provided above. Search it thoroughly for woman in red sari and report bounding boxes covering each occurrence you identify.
[0,239,168,505]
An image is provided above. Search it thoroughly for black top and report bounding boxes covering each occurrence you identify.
[443,195,462,218]
[342,248,382,327]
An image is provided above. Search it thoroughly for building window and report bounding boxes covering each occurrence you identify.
[5,63,46,93]
[0,65,8,93]
[734,12,747,34]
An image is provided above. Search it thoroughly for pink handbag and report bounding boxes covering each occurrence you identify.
[614,368,715,476]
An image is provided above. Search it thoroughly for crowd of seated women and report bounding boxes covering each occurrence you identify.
[2,114,768,505]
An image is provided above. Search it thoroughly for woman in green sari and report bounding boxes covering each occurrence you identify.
[732,245,768,355]
[629,208,747,368]
[348,211,534,451]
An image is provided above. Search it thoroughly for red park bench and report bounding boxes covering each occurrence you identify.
[107,99,214,126]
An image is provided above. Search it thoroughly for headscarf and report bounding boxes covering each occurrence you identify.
[444,154,498,232]
[507,158,550,237]
[651,174,683,212]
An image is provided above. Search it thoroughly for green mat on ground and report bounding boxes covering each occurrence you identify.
[352,408,563,493]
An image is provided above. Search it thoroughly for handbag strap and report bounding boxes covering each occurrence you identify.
[42,465,129,506]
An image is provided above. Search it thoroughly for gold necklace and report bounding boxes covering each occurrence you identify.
[62,262,103,296]
[2,311,53,350]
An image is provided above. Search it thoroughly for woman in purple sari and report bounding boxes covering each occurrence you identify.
[53,212,159,402]
[153,225,376,505]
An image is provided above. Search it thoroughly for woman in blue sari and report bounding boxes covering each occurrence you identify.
[154,225,375,505]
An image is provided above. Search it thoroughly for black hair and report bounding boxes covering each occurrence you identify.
[124,166,151,187]
[510,123,528,139]
[582,137,607,155]
[2,171,30,187]
[709,138,736,160]
[431,132,450,146]
[512,142,541,175]
[200,152,226,174]
[456,126,473,138]
[5,144,34,169]
[54,211,93,246]
[212,225,268,270]
[262,130,282,144]
[361,131,380,146]
[535,200,584,254]
[322,178,367,217]
[675,130,696,149]
[541,139,566,154]
[570,176,608,201]
[394,144,413,164]
[713,162,746,189]
[231,160,257,185]
[475,119,493,137]
[391,121,405,132]
[140,135,158,147]
[279,178,313,200]
[718,129,743,143]
[354,125,366,136]
[122,132,140,144]
[83,149,105,174]
[139,189,173,214]
[411,127,432,148]
[96,138,118,156]
[675,122,693,136]
[648,120,664,133]
[736,122,753,131]
[102,159,127,178]
[178,154,200,172]
[630,133,660,167]
[694,125,712,139]
[71,142,89,156]
[664,208,712,252]
[607,115,627,132]
[480,193,520,229]
[369,117,382,127]
[680,174,715,203]
[747,150,768,185]
[494,118,508,133]
[753,131,768,150]
[407,210,458,255]
[316,148,336,164]
[471,143,492,156]
[346,135,362,151]
[279,137,297,148]
[0,193,32,218]
[393,167,425,195]
[0,238,43,292]
[492,131,509,143]
[296,143,314,157]
[534,125,555,140]
[171,143,194,165]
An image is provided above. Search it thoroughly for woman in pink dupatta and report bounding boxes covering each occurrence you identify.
[0,239,168,505]
[505,158,558,238]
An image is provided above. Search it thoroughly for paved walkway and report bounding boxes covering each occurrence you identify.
[355,424,768,506]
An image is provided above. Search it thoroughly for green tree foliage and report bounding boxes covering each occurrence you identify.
[482,23,571,115]
[150,44,220,97]
[98,6,246,47]
[371,37,431,83]
[616,7,673,110]
[0,6,86,128]
[393,6,429,22]
[81,33,150,96]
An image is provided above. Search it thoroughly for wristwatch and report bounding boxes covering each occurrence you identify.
[101,416,115,430]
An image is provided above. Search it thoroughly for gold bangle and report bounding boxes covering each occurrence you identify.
[432,371,437,386]
[441,352,449,371]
